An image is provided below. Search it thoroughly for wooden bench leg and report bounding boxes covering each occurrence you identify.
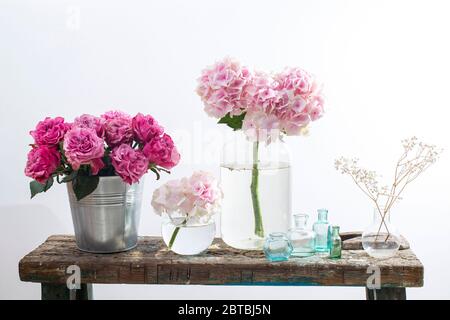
[41,283,93,300]
[366,287,406,300]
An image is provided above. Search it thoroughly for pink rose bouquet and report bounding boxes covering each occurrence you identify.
[151,171,223,248]
[25,110,180,200]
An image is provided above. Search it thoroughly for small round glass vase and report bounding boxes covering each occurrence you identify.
[161,214,216,256]
[362,207,401,259]
[263,232,293,262]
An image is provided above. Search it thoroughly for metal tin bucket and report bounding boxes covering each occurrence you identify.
[67,176,144,253]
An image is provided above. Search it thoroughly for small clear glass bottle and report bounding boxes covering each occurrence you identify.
[263,232,293,262]
[287,214,316,257]
[313,208,331,253]
[329,225,342,259]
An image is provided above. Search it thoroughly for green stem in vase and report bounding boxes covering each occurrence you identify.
[168,219,186,250]
[251,140,264,238]
[168,226,180,249]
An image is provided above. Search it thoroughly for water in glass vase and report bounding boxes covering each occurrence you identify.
[161,220,216,255]
[362,207,401,259]
[220,162,291,250]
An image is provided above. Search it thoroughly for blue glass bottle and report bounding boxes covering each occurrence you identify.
[263,232,293,262]
[313,209,331,253]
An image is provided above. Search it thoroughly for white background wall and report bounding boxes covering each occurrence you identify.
[1,0,450,299]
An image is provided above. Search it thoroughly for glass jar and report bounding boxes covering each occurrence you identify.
[220,130,291,250]
[161,213,216,255]
[329,225,342,259]
[362,207,400,259]
[313,208,331,253]
[263,232,293,262]
[287,214,316,257]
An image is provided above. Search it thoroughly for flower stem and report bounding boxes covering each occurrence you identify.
[168,226,180,249]
[251,141,264,238]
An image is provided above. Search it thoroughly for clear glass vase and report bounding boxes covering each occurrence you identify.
[362,207,401,259]
[220,131,291,250]
[161,214,216,255]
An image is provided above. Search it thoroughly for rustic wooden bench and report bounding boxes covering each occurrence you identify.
[19,234,423,300]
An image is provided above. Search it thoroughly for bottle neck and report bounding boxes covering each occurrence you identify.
[293,214,308,229]
[318,209,328,222]
[373,207,391,223]
[269,232,287,240]
[331,226,340,237]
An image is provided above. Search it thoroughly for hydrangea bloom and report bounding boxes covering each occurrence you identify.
[30,117,70,146]
[151,171,222,220]
[24,145,61,183]
[274,68,324,135]
[196,57,252,118]
[151,179,188,215]
[63,127,105,174]
[110,144,149,185]
[242,68,324,139]
[196,59,325,142]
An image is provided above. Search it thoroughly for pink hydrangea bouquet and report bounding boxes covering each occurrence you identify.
[25,111,180,200]
[196,57,325,142]
[151,171,223,249]
[196,57,325,239]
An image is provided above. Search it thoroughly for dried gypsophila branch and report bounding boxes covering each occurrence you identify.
[335,137,442,239]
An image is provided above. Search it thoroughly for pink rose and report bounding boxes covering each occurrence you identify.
[24,146,61,183]
[63,127,105,174]
[132,113,164,144]
[73,114,105,138]
[111,144,149,184]
[30,117,70,146]
[101,110,131,121]
[101,110,133,147]
[143,133,180,170]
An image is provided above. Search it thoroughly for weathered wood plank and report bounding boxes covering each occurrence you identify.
[19,235,423,287]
